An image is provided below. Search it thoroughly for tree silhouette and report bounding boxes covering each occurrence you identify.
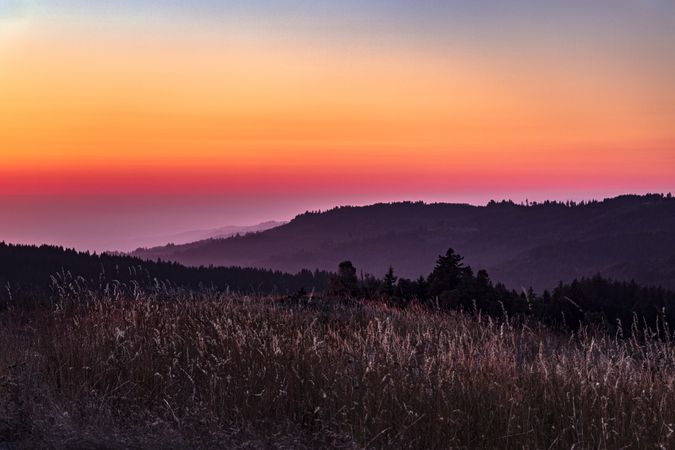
[4,242,675,337]
[329,261,359,297]
[382,266,398,297]
[428,248,468,298]
[361,273,382,298]
[0,242,332,309]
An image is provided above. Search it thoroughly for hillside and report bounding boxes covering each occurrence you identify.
[3,294,675,448]
[132,194,675,291]
[0,243,330,305]
[118,220,286,250]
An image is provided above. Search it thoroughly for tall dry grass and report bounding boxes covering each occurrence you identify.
[2,291,675,448]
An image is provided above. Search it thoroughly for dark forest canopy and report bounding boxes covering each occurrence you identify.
[0,242,331,304]
[326,248,675,334]
[3,241,675,335]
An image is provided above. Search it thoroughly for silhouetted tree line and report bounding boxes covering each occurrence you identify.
[3,241,675,336]
[327,248,675,335]
[299,193,673,219]
[0,242,331,307]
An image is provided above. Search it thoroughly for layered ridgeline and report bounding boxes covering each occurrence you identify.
[132,194,675,290]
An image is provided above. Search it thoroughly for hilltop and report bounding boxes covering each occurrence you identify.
[132,194,675,290]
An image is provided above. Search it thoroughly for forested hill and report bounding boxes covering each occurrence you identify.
[0,242,330,304]
[132,194,675,291]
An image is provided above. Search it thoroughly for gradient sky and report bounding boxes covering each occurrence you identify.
[1,0,674,250]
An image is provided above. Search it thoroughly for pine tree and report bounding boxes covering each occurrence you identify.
[428,248,468,298]
[328,261,359,297]
[382,266,398,297]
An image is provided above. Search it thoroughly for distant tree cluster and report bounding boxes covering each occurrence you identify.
[327,247,675,335]
[3,241,675,337]
[327,248,528,313]
[0,242,331,308]
[304,194,673,218]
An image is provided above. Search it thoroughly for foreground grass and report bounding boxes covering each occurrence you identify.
[2,293,675,449]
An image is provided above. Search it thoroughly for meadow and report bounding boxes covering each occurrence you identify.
[2,287,675,449]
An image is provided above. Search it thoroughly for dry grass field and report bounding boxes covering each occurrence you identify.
[2,290,675,449]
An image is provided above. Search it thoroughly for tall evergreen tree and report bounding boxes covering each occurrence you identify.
[428,248,468,298]
[382,266,398,297]
[329,261,359,297]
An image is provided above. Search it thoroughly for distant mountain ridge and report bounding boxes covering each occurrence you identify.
[131,194,675,291]
[116,221,285,252]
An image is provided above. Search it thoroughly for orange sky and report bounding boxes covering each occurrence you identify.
[3,14,674,192]
[1,1,674,249]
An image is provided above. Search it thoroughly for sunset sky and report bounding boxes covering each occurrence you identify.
[2,0,674,250]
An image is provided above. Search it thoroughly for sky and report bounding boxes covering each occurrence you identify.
[1,0,674,251]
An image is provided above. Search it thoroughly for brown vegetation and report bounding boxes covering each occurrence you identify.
[2,292,675,448]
